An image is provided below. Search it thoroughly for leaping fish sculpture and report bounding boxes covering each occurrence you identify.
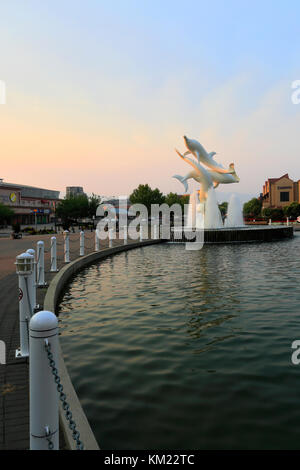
[173,149,239,194]
[182,136,234,174]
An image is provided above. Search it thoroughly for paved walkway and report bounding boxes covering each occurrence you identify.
[0,232,128,450]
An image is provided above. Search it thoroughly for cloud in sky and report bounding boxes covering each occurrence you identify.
[1,0,300,199]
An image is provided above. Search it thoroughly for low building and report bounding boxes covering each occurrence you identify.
[0,179,60,225]
[66,186,84,197]
[262,173,300,209]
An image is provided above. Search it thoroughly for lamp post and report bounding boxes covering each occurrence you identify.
[15,252,34,358]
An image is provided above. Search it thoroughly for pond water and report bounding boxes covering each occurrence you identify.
[58,235,300,449]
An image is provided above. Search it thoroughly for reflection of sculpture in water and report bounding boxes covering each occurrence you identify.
[184,248,240,345]
[173,136,243,229]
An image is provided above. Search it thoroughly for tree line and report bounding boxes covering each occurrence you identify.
[56,193,101,229]
[243,198,300,220]
[130,185,300,221]
[2,184,299,228]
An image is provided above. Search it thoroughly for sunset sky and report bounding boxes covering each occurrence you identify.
[1,1,300,200]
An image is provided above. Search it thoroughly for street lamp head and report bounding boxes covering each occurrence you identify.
[15,252,34,275]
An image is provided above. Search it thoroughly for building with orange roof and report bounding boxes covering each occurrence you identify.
[262,174,300,209]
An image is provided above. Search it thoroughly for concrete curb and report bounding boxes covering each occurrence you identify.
[43,239,164,450]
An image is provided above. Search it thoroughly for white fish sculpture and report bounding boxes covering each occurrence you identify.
[183,136,234,174]
[173,149,239,194]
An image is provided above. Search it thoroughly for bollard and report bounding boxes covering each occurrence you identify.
[37,241,47,287]
[154,224,158,240]
[123,225,127,245]
[63,230,70,263]
[26,248,38,311]
[268,219,272,226]
[109,228,113,248]
[95,231,100,251]
[15,252,34,358]
[287,217,289,226]
[80,231,85,256]
[50,237,58,272]
[140,225,143,241]
[29,310,59,450]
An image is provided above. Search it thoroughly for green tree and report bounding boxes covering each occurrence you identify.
[0,203,14,225]
[243,198,262,217]
[130,184,165,212]
[165,192,188,209]
[219,201,228,217]
[56,194,89,228]
[283,202,300,219]
[88,193,101,218]
[262,207,284,220]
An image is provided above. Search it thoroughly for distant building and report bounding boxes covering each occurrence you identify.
[0,179,60,225]
[262,173,300,209]
[66,186,84,197]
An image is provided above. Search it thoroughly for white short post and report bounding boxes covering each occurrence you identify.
[95,231,100,251]
[37,241,46,287]
[287,217,289,226]
[140,225,143,241]
[29,310,59,450]
[50,237,58,272]
[26,248,37,311]
[80,231,85,256]
[64,230,70,263]
[123,225,127,245]
[268,219,272,226]
[15,252,34,358]
[109,228,113,248]
[154,224,158,240]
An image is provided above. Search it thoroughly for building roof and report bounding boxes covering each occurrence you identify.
[267,173,290,184]
[0,180,60,199]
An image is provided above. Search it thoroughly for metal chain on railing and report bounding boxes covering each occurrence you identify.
[69,250,80,255]
[45,426,54,450]
[54,234,64,247]
[24,276,32,343]
[84,241,95,250]
[44,340,84,450]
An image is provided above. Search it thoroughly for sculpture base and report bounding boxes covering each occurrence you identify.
[169,225,293,244]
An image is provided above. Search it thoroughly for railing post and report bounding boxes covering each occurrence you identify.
[80,231,85,256]
[95,231,100,251]
[15,252,34,358]
[109,228,113,248]
[50,237,58,272]
[26,248,38,311]
[64,230,70,263]
[29,310,59,450]
[123,225,127,245]
[37,241,46,287]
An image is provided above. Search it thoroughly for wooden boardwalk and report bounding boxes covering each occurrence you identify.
[0,232,120,450]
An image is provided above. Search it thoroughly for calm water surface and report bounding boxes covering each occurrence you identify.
[58,235,300,449]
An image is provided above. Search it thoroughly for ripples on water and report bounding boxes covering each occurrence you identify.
[58,235,300,449]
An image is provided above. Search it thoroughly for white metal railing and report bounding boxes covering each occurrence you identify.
[14,227,162,450]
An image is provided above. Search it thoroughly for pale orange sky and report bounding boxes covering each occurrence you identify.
[1,1,300,201]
